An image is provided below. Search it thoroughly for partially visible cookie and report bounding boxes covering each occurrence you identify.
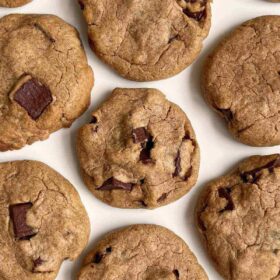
[203,16,280,146]
[77,88,200,209]
[196,154,280,280]
[78,224,208,280]
[0,0,31,7]
[79,0,212,81]
[0,14,94,151]
[0,160,90,280]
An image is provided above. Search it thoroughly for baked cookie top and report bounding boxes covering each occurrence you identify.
[0,160,90,280]
[79,0,211,81]
[0,0,31,7]
[0,14,93,151]
[196,154,280,280]
[77,88,200,209]
[78,224,208,280]
[203,16,280,147]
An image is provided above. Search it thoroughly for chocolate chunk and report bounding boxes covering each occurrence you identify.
[241,157,280,183]
[90,116,98,124]
[173,269,180,279]
[106,247,112,253]
[132,127,149,143]
[93,252,103,264]
[97,177,134,191]
[218,187,235,212]
[173,151,181,177]
[14,78,53,120]
[33,257,44,268]
[157,193,168,203]
[34,23,55,43]
[184,167,193,181]
[9,203,35,239]
[78,0,85,10]
[140,136,154,164]
[183,8,206,21]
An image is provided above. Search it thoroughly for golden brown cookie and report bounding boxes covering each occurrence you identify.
[78,224,208,280]
[0,14,94,151]
[203,16,280,147]
[77,88,200,209]
[0,0,31,7]
[0,160,90,280]
[78,0,212,81]
[196,154,280,280]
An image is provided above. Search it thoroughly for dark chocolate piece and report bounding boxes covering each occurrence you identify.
[97,177,134,191]
[14,78,53,120]
[218,187,235,212]
[132,127,149,143]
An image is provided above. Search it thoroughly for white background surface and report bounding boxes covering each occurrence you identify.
[0,0,280,279]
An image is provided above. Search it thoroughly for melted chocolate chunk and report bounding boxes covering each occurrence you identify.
[173,151,182,177]
[183,8,206,21]
[93,247,112,264]
[97,177,134,191]
[218,187,235,212]
[93,252,103,264]
[241,157,280,183]
[173,269,180,279]
[9,203,35,239]
[14,78,53,120]
[157,193,168,203]
[33,257,44,269]
[90,116,98,124]
[132,127,149,143]
[140,136,154,164]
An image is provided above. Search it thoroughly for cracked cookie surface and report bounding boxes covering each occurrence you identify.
[203,16,280,147]
[0,0,31,7]
[78,0,212,81]
[196,154,280,280]
[0,160,90,280]
[77,88,200,209]
[0,14,94,151]
[78,224,208,280]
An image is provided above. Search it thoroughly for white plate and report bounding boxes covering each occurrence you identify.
[0,0,279,279]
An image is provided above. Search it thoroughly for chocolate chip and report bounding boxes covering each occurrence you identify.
[93,252,103,264]
[140,136,154,164]
[33,257,43,268]
[241,156,280,183]
[183,8,206,21]
[173,269,180,279]
[106,247,112,253]
[97,177,134,191]
[132,127,149,143]
[90,116,98,124]
[78,0,85,10]
[9,203,35,239]
[173,151,181,177]
[218,187,235,212]
[183,133,190,140]
[140,178,145,185]
[34,23,55,43]
[157,193,168,203]
[14,78,53,120]
[184,167,193,181]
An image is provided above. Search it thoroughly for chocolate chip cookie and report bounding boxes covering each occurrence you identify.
[0,0,31,7]
[78,224,208,280]
[203,16,280,147]
[0,14,93,151]
[0,160,90,280]
[196,154,280,280]
[78,0,212,81]
[77,88,200,209]
[77,88,199,208]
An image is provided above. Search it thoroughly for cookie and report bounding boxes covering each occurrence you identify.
[77,88,200,209]
[78,0,212,81]
[0,160,90,280]
[203,16,280,147]
[78,224,208,280]
[0,14,94,151]
[0,0,31,7]
[196,154,280,280]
